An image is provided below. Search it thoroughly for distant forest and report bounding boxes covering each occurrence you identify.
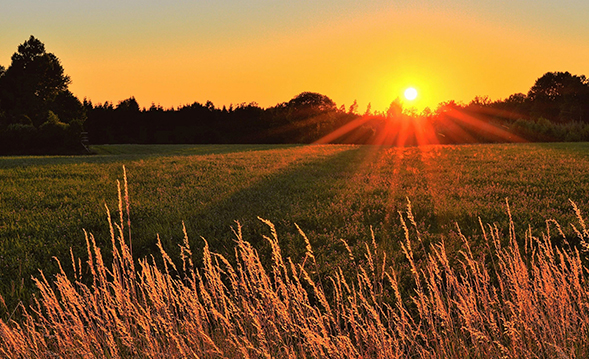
[1,36,589,154]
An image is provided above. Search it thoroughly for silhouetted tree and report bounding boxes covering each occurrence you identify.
[486,92,531,124]
[114,97,142,142]
[0,36,72,126]
[468,95,492,108]
[386,98,403,118]
[52,90,86,124]
[348,100,358,115]
[282,92,337,123]
[364,103,372,116]
[505,93,527,106]
[116,97,140,113]
[0,36,86,154]
[528,72,589,122]
[287,92,336,112]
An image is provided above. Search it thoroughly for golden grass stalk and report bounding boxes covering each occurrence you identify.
[1,173,588,358]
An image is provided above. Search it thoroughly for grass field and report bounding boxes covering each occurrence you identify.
[1,142,589,312]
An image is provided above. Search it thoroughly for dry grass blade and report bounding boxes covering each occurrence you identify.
[1,171,589,358]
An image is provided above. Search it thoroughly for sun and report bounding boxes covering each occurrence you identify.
[404,87,418,101]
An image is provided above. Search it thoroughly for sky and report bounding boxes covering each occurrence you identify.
[1,0,588,113]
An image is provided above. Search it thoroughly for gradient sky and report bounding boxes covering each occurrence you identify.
[1,0,588,112]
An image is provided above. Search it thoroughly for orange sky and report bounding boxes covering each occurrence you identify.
[1,1,587,112]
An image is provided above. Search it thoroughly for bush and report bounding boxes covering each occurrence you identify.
[36,111,86,153]
[0,123,38,153]
[38,111,69,148]
[510,118,589,142]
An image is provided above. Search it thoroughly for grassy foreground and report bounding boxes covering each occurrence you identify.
[1,143,589,310]
[0,179,588,358]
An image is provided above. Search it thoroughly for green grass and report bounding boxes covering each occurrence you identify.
[2,190,588,358]
[1,142,589,310]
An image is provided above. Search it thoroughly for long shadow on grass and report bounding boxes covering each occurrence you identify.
[0,144,305,312]
[154,146,370,267]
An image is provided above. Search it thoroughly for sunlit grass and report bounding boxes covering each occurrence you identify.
[0,175,588,358]
[1,143,589,312]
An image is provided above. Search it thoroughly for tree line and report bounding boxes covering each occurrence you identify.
[83,92,358,145]
[1,36,589,154]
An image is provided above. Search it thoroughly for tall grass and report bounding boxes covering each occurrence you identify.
[3,143,589,312]
[1,173,588,358]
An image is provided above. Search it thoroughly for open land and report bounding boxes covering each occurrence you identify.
[2,143,589,357]
[1,142,589,308]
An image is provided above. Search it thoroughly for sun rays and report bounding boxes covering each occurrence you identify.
[313,101,528,147]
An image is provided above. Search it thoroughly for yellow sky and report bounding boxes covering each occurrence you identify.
[1,1,587,112]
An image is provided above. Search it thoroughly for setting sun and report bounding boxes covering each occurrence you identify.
[404,87,418,101]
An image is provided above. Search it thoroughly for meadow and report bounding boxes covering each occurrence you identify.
[1,143,589,357]
[1,143,589,308]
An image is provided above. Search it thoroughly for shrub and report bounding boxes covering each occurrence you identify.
[38,111,69,148]
[1,123,38,152]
